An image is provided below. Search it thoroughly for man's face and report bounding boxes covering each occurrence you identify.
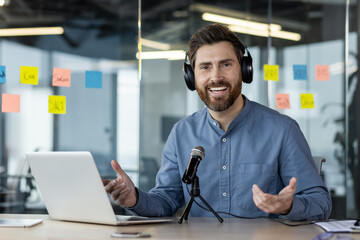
[194,41,242,112]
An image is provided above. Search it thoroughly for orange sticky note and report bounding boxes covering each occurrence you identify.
[48,95,66,114]
[275,93,290,109]
[52,67,71,87]
[2,93,20,112]
[300,93,315,109]
[264,64,279,81]
[20,66,38,85]
[315,65,329,81]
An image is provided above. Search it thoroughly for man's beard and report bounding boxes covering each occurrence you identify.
[196,79,242,112]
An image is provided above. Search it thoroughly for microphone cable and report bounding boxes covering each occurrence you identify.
[185,184,252,219]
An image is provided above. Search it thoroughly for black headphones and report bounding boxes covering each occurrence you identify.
[183,47,253,91]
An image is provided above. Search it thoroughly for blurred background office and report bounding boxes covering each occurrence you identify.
[0,0,358,219]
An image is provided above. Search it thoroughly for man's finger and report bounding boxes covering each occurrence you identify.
[111,160,125,177]
[102,179,110,186]
[288,177,297,192]
[252,187,262,206]
[104,181,116,192]
[252,186,273,213]
[252,184,267,201]
[252,184,263,194]
[253,184,277,204]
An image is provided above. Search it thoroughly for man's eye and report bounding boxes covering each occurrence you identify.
[200,66,208,70]
[224,63,231,67]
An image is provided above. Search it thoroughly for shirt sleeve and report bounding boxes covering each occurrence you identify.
[127,127,185,217]
[279,120,332,221]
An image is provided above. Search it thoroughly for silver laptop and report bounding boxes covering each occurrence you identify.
[26,151,172,225]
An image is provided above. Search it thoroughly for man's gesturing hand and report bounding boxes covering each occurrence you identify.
[252,177,297,215]
[102,160,137,208]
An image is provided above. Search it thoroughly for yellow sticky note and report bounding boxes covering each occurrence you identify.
[315,65,330,81]
[49,95,66,114]
[20,66,38,85]
[275,93,290,109]
[264,64,279,81]
[300,94,314,109]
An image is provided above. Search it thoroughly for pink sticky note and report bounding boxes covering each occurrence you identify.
[275,93,291,109]
[2,93,20,112]
[315,65,329,81]
[52,67,71,87]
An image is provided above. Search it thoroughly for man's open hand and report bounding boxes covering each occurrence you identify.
[252,177,296,215]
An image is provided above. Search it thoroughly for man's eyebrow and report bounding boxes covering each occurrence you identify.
[219,58,235,63]
[197,58,235,66]
[197,61,211,66]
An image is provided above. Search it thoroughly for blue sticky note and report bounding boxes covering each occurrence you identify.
[85,71,102,88]
[0,66,6,84]
[293,65,308,80]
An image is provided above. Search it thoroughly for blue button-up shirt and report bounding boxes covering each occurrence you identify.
[131,95,332,220]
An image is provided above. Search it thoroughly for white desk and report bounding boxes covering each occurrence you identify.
[1,214,359,240]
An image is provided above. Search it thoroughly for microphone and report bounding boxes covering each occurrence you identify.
[182,146,205,184]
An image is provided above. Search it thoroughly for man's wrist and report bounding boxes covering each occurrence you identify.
[279,201,293,215]
[128,187,139,208]
[134,188,139,205]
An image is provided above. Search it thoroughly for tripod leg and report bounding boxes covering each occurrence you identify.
[183,199,194,221]
[178,196,195,223]
[198,195,224,223]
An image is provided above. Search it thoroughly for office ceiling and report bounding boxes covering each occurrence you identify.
[0,0,356,58]
[0,0,137,35]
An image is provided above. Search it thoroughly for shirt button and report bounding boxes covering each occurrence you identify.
[213,121,217,126]
[223,192,227,197]
[222,165,226,170]
[222,138,227,142]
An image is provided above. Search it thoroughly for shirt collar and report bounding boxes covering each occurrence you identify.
[206,94,252,133]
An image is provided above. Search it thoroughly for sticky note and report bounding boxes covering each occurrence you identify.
[275,93,291,109]
[20,66,38,85]
[293,65,307,80]
[300,93,315,109]
[52,67,71,87]
[0,66,6,84]
[48,95,66,114]
[315,65,329,81]
[85,71,102,88]
[2,94,20,112]
[264,64,279,81]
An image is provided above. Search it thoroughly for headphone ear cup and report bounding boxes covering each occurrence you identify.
[183,62,196,91]
[241,56,253,84]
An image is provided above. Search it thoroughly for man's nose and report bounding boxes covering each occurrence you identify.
[210,66,223,81]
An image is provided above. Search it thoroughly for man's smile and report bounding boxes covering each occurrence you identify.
[208,86,229,97]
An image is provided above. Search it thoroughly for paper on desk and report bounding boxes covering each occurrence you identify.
[315,220,360,233]
[0,219,43,227]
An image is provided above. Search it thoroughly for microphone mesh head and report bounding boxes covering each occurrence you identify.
[191,146,205,159]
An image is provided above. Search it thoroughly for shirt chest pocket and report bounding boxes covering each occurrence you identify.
[235,163,277,192]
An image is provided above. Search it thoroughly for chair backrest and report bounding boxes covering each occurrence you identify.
[312,156,326,175]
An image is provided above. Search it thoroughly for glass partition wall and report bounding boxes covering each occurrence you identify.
[0,1,139,213]
[139,0,359,219]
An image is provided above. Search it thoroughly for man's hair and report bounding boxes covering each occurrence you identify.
[187,23,245,69]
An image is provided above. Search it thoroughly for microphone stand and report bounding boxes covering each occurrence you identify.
[178,175,223,223]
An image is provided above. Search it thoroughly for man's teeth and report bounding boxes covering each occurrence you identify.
[210,87,226,91]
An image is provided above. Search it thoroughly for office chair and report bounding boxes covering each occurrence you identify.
[312,156,326,175]
[0,157,30,213]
